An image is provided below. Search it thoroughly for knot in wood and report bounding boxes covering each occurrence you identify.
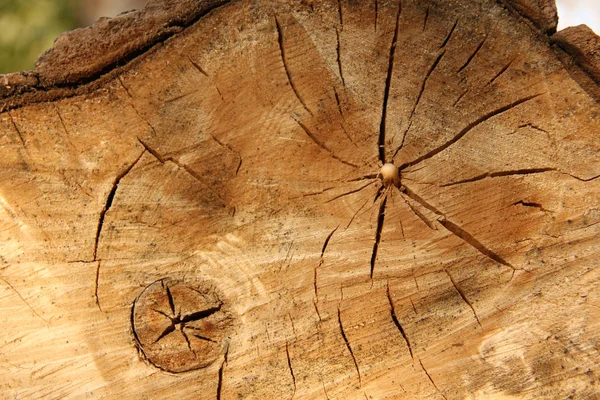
[131,278,232,373]
[380,163,400,187]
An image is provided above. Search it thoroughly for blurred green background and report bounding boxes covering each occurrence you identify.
[0,0,596,75]
[0,0,78,73]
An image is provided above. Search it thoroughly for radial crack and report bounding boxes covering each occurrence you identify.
[440,167,556,187]
[275,16,312,115]
[370,195,387,279]
[440,19,458,49]
[93,148,145,260]
[402,186,445,217]
[444,268,482,328]
[345,198,369,230]
[337,0,343,26]
[374,0,378,31]
[181,306,222,323]
[401,192,436,230]
[335,27,346,87]
[338,307,361,386]
[419,358,447,400]
[163,281,176,315]
[314,226,338,299]
[0,278,48,324]
[138,138,229,207]
[438,219,515,272]
[191,333,217,342]
[8,112,25,146]
[423,7,429,32]
[453,89,469,106]
[486,56,516,86]
[216,347,229,400]
[378,2,402,163]
[286,341,297,397]
[394,50,445,159]
[387,284,414,359]
[295,119,357,168]
[188,56,209,77]
[326,180,376,203]
[457,37,486,73]
[94,261,102,312]
[400,93,544,169]
[153,324,176,344]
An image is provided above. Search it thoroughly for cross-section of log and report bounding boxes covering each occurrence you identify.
[1,0,600,398]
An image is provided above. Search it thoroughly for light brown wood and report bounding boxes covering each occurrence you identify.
[2,0,600,398]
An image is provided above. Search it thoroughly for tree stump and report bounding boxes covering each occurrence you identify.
[2,0,600,398]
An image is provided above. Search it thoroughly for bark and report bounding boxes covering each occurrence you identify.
[1,0,600,399]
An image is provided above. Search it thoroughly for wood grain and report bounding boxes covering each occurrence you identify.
[1,0,600,398]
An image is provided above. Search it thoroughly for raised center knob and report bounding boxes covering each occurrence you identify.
[380,163,400,187]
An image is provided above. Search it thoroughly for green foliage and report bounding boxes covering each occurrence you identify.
[0,0,78,73]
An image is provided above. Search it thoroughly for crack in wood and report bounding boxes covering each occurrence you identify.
[453,89,469,106]
[138,138,229,207]
[181,329,197,356]
[393,50,446,159]
[440,18,458,49]
[326,180,376,203]
[486,56,516,86]
[333,87,345,120]
[402,185,445,217]
[402,184,518,274]
[285,341,297,398]
[335,27,346,87]
[378,2,402,163]
[314,226,338,300]
[374,0,378,31]
[338,307,362,386]
[337,0,343,26]
[419,358,447,400]
[423,7,429,32]
[438,219,516,273]
[93,147,145,262]
[94,261,102,312]
[0,277,48,325]
[8,112,25,146]
[188,55,209,77]
[345,198,369,230]
[294,118,358,168]
[400,93,545,170]
[209,133,242,176]
[444,268,482,328]
[400,190,437,230]
[457,37,486,73]
[440,167,556,187]
[288,313,298,339]
[216,346,229,400]
[513,200,552,213]
[387,284,414,360]
[370,195,388,279]
[275,16,313,116]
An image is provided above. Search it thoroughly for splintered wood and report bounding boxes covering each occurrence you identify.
[1,0,600,398]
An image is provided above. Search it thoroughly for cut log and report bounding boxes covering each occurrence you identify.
[1,0,600,398]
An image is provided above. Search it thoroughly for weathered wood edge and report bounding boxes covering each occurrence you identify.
[0,0,232,112]
[0,0,598,108]
[501,0,558,34]
[551,24,600,101]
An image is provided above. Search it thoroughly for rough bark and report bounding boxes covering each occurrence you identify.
[1,0,600,399]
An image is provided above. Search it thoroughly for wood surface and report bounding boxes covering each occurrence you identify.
[2,0,600,398]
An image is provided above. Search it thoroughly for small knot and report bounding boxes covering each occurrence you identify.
[380,163,400,187]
